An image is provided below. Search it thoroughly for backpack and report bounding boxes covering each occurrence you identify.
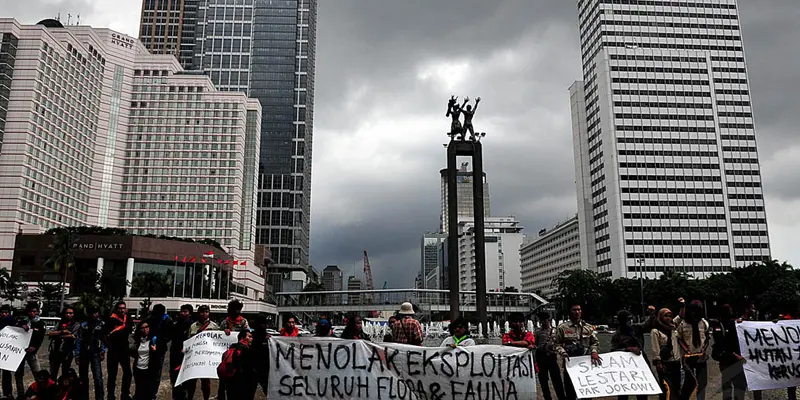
[217,346,242,381]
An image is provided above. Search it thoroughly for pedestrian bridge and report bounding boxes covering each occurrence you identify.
[274,288,549,315]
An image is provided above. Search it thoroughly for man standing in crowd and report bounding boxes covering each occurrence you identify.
[169,304,193,400]
[105,301,133,400]
[76,306,106,400]
[711,304,746,400]
[0,305,15,399]
[147,303,173,395]
[250,315,270,397]
[391,302,423,345]
[218,300,248,400]
[534,311,565,400]
[48,307,79,380]
[279,315,299,337]
[185,305,218,400]
[219,330,255,399]
[15,302,45,400]
[611,310,647,400]
[556,304,601,400]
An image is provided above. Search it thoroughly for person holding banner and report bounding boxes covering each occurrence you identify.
[315,317,332,337]
[711,304,747,400]
[392,302,423,345]
[611,310,647,400]
[184,305,219,400]
[341,314,369,340]
[441,318,475,348]
[104,302,133,400]
[556,304,600,400]
[0,304,15,399]
[534,311,565,400]
[15,302,44,400]
[279,315,299,337]
[650,308,682,400]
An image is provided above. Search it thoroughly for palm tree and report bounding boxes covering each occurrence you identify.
[45,229,78,312]
[0,268,10,292]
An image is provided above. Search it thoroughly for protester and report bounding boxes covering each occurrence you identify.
[651,308,682,400]
[711,304,746,400]
[219,300,249,337]
[0,304,15,400]
[738,302,762,400]
[502,313,535,349]
[391,302,423,345]
[169,304,193,400]
[24,370,56,400]
[610,310,646,400]
[56,368,88,400]
[676,300,710,400]
[146,303,173,389]
[383,316,397,343]
[218,330,255,398]
[76,306,105,400]
[315,317,332,337]
[341,314,369,340]
[48,306,79,380]
[184,305,219,400]
[279,315,299,337]
[556,304,600,400]
[441,318,474,347]
[15,302,45,400]
[250,315,270,398]
[131,321,157,400]
[105,301,133,400]
[534,311,565,400]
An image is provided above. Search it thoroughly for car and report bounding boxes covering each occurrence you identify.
[332,326,345,337]
[266,329,280,336]
[298,329,311,336]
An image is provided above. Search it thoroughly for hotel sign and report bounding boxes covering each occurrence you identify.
[72,242,124,251]
[110,33,135,49]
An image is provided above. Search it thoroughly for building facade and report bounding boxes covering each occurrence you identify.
[457,217,524,292]
[419,233,447,289]
[520,216,581,299]
[347,276,363,305]
[321,265,342,291]
[138,0,200,69]
[140,0,318,272]
[439,164,490,233]
[0,19,265,299]
[570,0,770,279]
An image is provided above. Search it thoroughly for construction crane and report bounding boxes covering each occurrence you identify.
[363,250,379,317]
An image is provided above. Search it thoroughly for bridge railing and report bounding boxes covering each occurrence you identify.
[274,288,548,313]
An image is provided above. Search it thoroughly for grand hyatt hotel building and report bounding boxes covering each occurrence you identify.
[0,18,271,311]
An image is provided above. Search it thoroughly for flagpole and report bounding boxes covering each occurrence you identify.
[172,256,178,297]
[182,261,187,298]
[227,263,232,298]
[217,263,223,300]
[199,263,204,299]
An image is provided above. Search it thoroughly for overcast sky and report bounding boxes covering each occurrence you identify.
[5,0,799,289]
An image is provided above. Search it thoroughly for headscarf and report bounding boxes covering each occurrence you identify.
[655,308,676,334]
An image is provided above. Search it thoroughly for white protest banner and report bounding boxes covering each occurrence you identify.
[174,330,238,386]
[736,320,800,391]
[269,337,536,399]
[565,351,661,399]
[0,327,32,372]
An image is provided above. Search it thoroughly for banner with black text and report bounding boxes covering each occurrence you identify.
[0,327,32,372]
[737,320,800,390]
[565,351,661,398]
[174,330,238,386]
[268,337,536,400]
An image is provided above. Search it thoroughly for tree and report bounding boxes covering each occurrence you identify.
[553,269,609,321]
[0,268,10,292]
[0,280,26,306]
[44,229,78,312]
[300,281,326,306]
[29,282,64,316]
[139,298,152,319]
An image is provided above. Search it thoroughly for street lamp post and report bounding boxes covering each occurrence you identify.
[500,250,506,324]
[636,257,645,318]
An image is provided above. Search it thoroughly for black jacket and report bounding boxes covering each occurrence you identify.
[711,319,741,365]
[77,318,106,356]
[104,313,133,352]
[170,317,193,359]
[250,329,270,373]
[147,313,174,356]
[229,342,255,380]
[17,316,46,352]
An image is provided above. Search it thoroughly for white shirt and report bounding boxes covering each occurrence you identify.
[440,336,476,347]
[136,341,150,370]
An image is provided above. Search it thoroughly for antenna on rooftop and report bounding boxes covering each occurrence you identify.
[77,14,81,25]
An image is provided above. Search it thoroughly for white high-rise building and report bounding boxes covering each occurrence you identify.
[520,216,581,299]
[570,0,771,279]
[457,217,524,292]
[0,18,265,298]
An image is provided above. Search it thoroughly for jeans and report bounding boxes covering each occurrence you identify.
[14,352,41,398]
[50,350,75,379]
[685,359,707,400]
[536,351,565,400]
[1,370,11,398]
[133,367,156,400]
[80,353,105,400]
[720,360,746,400]
[107,350,132,400]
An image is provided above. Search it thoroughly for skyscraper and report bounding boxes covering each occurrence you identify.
[570,0,770,279]
[439,163,490,233]
[321,265,342,291]
[139,0,317,271]
[138,0,199,69]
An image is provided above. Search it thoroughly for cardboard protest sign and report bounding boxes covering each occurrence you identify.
[0,327,32,372]
[268,337,536,399]
[174,330,238,386]
[737,320,800,391]
[565,351,661,399]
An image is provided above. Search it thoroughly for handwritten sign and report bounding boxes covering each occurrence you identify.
[269,337,536,399]
[0,327,32,372]
[174,330,237,386]
[565,351,661,398]
[737,320,800,390]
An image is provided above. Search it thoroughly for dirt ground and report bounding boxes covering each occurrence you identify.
[16,336,785,399]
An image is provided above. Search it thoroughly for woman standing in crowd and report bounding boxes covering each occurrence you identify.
[279,315,299,337]
[651,308,683,400]
[131,321,157,400]
[440,318,474,348]
[677,301,709,400]
[315,318,332,337]
[341,314,369,340]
